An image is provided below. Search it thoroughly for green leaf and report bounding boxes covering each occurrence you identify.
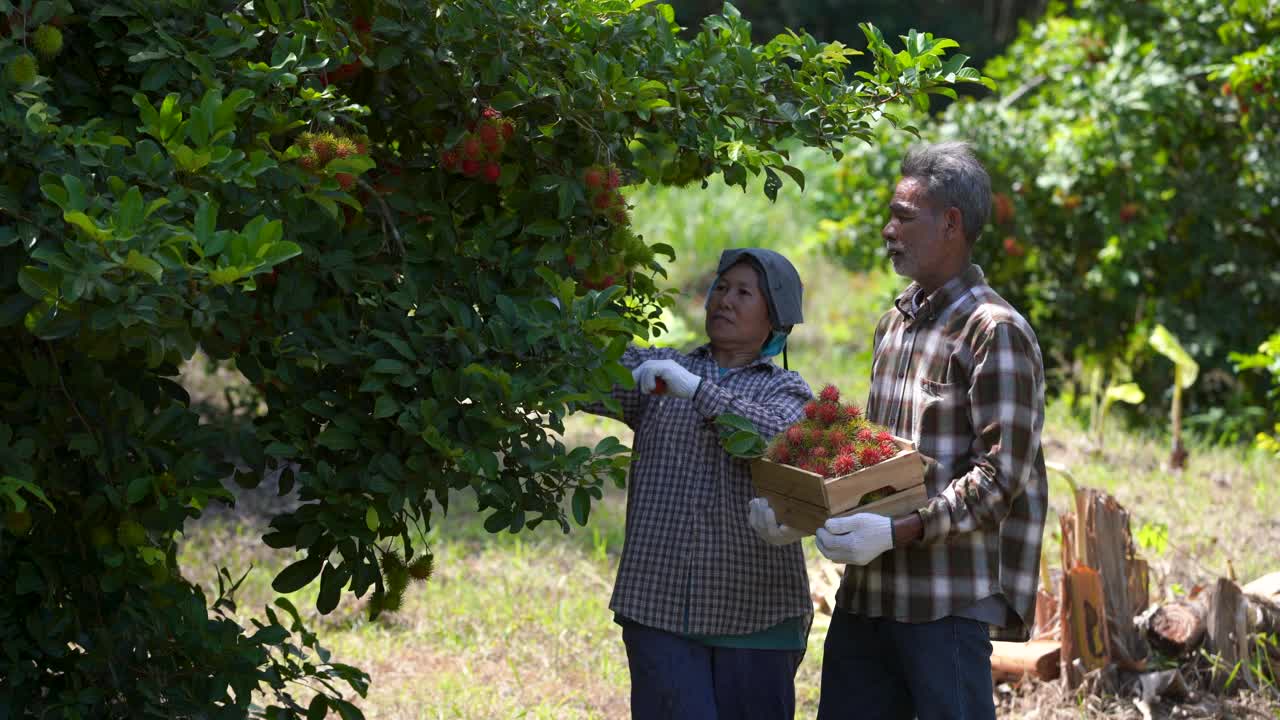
[371,358,409,374]
[373,395,399,419]
[483,510,511,534]
[571,487,591,526]
[116,187,145,234]
[64,212,109,242]
[208,266,245,285]
[17,267,56,299]
[1149,325,1199,388]
[308,696,330,720]
[524,219,565,237]
[313,561,343,609]
[376,45,404,70]
[489,91,522,112]
[723,430,766,458]
[126,476,152,505]
[124,250,163,282]
[779,165,805,191]
[258,241,302,268]
[763,167,783,202]
[316,427,357,451]
[714,412,758,434]
[195,198,218,251]
[365,506,380,532]
[272,555,324,593]
[1104,383,1145,406]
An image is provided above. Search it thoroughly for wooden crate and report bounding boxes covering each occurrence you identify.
[751,436,927,534]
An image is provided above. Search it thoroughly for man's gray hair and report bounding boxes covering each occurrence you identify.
[900,141,992,246]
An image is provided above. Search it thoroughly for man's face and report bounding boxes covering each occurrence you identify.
[882,176,964,290]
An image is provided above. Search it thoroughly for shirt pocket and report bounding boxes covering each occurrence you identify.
[913,379,971,468]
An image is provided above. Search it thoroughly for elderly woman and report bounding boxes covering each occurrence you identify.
[588,248,813,720]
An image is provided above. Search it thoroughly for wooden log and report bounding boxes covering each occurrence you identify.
[1061,565,1109,687]
[1243,571,1280,600]
[992,640,1061,681]
[1245,593,1280,637]
[1146,600,1207,657]
[1206,577,1255,693]
[1076,489,1149,669]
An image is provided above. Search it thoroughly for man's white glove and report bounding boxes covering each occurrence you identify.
[815,513,894,565]
[748,497,806,546]
[631,359,701,399]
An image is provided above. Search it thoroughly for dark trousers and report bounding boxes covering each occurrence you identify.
[621,622,804,720]
[817,609,995,720]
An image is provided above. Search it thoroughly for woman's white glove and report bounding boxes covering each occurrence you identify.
[815,513,893,565]
[748,497,806,546]
[631,359,701,398]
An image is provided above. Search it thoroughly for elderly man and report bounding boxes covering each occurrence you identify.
[588,248,814,720]
[754,142,1048,720]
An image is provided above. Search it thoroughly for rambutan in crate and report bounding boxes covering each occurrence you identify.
[751,436,928,535]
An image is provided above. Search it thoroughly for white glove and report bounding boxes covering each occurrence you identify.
[815,513,894,565]
[748,497,806,546]
[631,359,701,399]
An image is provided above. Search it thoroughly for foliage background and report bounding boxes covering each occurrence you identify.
[0,0,985,714]
[813,0,1280,442]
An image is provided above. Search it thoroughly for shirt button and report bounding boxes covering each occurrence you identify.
[898,370,906,379]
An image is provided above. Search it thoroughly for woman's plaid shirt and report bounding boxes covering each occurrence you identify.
[593,344,814,635]
[835,265,1049,641]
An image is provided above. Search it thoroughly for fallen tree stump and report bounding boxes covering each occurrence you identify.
[1147,599,1208,657]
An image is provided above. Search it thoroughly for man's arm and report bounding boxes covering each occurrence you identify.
[913,322,1045,544]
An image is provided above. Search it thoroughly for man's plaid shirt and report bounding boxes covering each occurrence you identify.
[595,344,814,635]
[835,265,1048,641]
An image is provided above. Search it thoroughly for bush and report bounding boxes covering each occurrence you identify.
[815,0,1280,427]
[1233,331,1280,456]
[0,0,982,713]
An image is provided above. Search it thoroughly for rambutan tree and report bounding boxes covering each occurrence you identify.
[0,0,983,714]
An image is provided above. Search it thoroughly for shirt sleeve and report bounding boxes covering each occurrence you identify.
[689,368,812,440]
[578,345,668,429]
[916,322,1044,544]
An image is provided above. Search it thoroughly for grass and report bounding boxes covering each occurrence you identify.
[178,173,1280,717]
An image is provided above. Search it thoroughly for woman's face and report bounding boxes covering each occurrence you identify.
[705,262,773,350]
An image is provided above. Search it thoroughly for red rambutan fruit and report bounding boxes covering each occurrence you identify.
[817,402,841,426]
[833,454,857,476]
[819,384,840,403]
[803,401,820,420]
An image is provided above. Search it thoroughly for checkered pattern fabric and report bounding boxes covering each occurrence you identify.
[595,344,814,635]
[835,265,1048,641]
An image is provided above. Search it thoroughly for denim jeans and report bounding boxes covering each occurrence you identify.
[817,609,995,720]
[621,621,805,720]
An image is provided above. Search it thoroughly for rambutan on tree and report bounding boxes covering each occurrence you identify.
[0,0,983,714]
